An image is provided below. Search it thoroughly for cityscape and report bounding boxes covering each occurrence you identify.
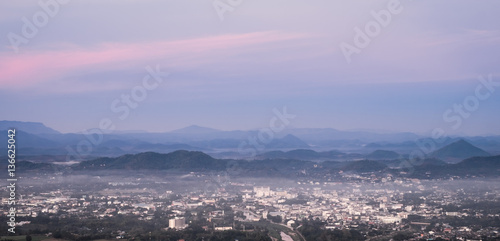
[1,0,500,240]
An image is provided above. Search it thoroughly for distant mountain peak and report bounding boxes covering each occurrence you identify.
[0,120,60,134]
[76,150,223,171]
[170,125,220,134]
[454,139,471,145]
[431,139,490,160]
[267,134,310,149]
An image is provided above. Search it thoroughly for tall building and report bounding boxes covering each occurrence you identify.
[169,217,186,229]
[254,186,271,197]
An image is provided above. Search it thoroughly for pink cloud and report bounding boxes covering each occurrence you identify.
[0,31,311,90]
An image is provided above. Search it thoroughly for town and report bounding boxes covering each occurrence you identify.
[2,170,499,241]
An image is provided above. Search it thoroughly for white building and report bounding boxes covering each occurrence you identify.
[169,217,186,229]
[378,216,401,224]
[215,227,233,231]
[254,187,272,197]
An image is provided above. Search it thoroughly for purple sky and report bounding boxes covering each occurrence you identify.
[1,0,499,135]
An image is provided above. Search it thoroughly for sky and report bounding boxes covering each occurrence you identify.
[1,0,499,136]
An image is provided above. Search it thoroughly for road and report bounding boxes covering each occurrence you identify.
[233,207,306,241]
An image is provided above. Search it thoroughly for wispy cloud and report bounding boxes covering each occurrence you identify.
[0,31,312,91]
[421,29,500,47]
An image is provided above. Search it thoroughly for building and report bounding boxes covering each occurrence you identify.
[169,217,186,229]
[378,216,401,224]
[254,186,271,197]
[215,226,233,231]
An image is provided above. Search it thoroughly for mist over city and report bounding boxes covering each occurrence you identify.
[1,0,500,241]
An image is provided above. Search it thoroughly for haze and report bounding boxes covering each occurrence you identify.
[1,0,499,136]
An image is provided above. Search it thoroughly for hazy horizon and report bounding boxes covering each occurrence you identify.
[1,0,499,136]
[2,119,499,139]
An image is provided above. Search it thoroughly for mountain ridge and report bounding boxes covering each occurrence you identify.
[9,150,499,179]
[431,139,490,160]
[0,120,60,134]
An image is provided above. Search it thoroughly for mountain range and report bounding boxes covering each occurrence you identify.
[9,149,500,179]
[1,120,496,179]
[255,140,490,163]
[1,121,499,159]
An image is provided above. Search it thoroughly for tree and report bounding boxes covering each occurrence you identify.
[267,214,282,223]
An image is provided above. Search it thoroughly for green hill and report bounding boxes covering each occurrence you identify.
[75,150,226,171]
[366,150,401,160]
[431,139,490,160]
